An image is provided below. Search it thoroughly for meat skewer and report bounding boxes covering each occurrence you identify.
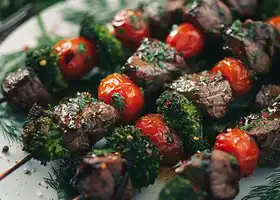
[166,20,280,119]
[0,95,160,190]
[139,0,258,40]
[3,16,274,183]
[0,14,126,112]
[0,92,119,181]
[160,127,259,200]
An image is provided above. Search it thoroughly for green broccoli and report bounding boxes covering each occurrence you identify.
[80,14,125,73]
[22,114,68,165]
[25,46,68,94]
[157,90,208,154]
[106,125,160,189]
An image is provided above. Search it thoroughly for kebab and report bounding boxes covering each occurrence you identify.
[120,4,269,99]
[163,19,280,120]
[0,0,264,112]
[0,0,262,112]
[55,115,191,200]
[72,128,256,200]
[160,127,259,200]
[59,110,259,200]
[0,13,126,112]
[139,0,259,42]
[0,0,274,198]
[0,7,161,113]
[0,92,120,179]
[0,90,162,190]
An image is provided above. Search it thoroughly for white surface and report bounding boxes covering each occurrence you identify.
[0,1,81,200]
[0,0,276,199]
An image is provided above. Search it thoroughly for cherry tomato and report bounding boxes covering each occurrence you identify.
[267,16,280,33]
[166,23,204,59]
[98,73,144,121]
[212,57,252,96]
[214,128,259,177]
[112,9,150,51]
[54,37,97,80]
[136,114,184,166]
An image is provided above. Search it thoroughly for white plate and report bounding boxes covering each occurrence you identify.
[0,0,276,199]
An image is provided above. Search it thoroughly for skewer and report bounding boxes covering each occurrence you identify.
[72,194,88,200]
[0,154,32,181]
[112,162,131,200]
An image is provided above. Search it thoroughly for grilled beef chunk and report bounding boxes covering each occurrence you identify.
[122,38,188,95]
[72,153,133,200]
[176,150,240,200]
[224,21,280,74]
[243,21,280,58]
[254,84,280,109]
[170,71,233,119]
[183,0,232,36]
[140,0,184,40]
[2,68,52,111]
[225,0,258,17]
[240,102,280,166]
[53,94,119,154]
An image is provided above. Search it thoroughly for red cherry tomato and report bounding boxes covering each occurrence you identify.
[112,9,150,51]
[212,57,252,96]
[54,37,97,80]
[214,128,259,177]
[136,114,184,166]
[166,23,204,59]
[98,73,144,121]
[267,16,280,33]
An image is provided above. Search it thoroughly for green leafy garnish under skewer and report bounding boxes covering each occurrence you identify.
[45,159,80,200]
[0,117,19,143]
[242,167,280,200]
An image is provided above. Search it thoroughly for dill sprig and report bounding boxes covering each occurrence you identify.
[44,159,80,200]
[0,116,19,143]
[242,166,280,200]
[0,103,21,143]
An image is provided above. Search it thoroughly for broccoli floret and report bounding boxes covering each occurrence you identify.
[157,90,208,154]
[106,125,160,189]
[22,115,68,165]
[80,14,125,73]
[25,46,68,93]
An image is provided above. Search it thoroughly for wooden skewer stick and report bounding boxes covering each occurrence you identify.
[72,194,88,200]
[0,154,32,181]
